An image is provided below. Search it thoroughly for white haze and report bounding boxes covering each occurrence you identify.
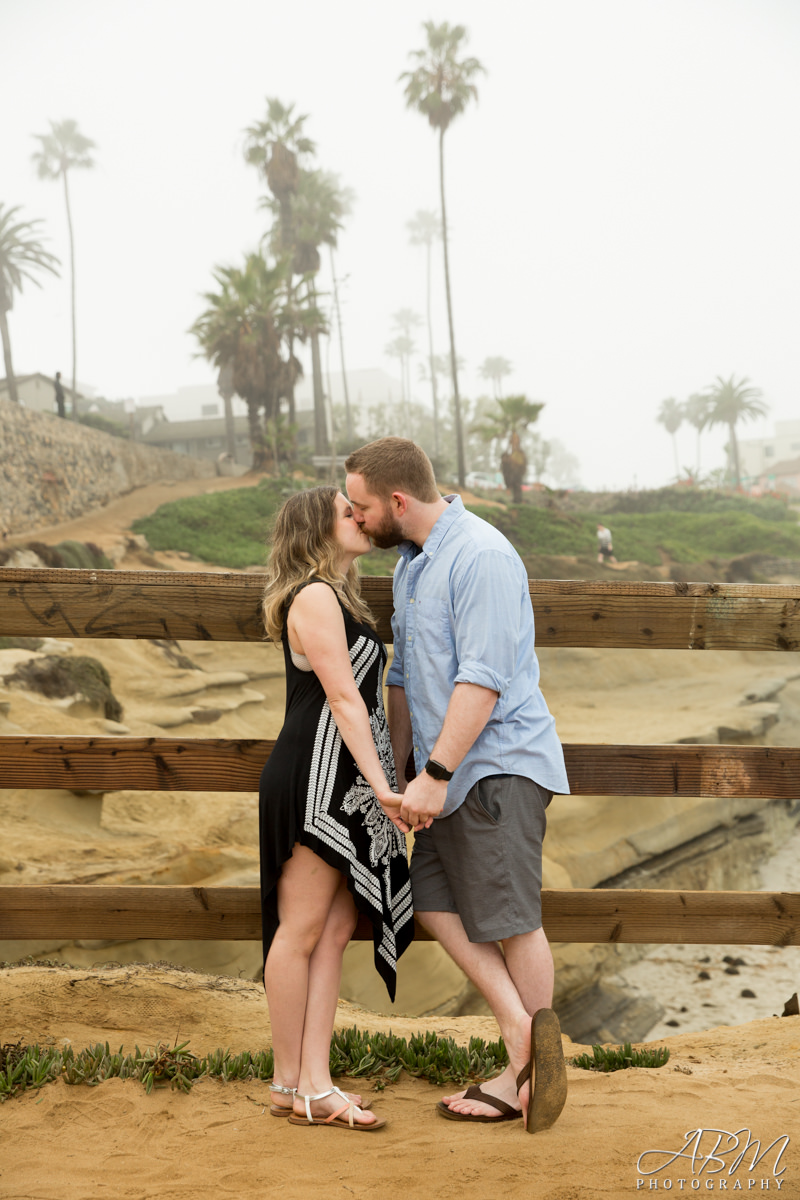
[2,0,799,489]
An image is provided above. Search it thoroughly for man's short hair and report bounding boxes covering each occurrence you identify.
[345,438,440,503]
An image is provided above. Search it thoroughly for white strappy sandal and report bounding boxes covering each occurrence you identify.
[287,1085,385,1131]
[268,1082,297,1117]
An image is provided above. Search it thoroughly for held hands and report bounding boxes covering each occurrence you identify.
[398,773,447,832]
[374,787,412,835]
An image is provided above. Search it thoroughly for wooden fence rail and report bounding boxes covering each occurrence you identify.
[2,568,800,650]
[1,567,799,948]
[1,737,799,799]
[1,887,797,947]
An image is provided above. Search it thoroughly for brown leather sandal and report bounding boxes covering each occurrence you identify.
[436,1084,522,1123]
[516,1008,568,1134]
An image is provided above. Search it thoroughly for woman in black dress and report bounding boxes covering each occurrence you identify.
[260,486,414,1131]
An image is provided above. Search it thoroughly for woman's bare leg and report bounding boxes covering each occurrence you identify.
[298,875,357,1085]
[264,844,342,1087]
[264,845,375,1124]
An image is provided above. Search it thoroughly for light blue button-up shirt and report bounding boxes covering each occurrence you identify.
[386,494,569,816]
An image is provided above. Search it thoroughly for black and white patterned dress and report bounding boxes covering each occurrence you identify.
[259,581,414,1000]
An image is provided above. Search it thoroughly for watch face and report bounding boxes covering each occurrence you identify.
[425,759,451,781]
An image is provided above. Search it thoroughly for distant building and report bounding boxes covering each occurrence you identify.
[754,455,800,497]
[140,414,253,462]
[0,372,167,440]
[0,372,84,414]
[739,419,800,485]
[135,368,404,464]
[294,367,404,414]
[138,410,316,465]
[138,369,403,426]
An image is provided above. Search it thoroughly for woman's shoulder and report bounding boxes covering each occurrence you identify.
[288,578,342,614]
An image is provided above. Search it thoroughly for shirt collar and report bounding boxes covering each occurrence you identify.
[398,494,463,562]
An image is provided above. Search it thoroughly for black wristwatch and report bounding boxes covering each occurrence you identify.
[424,758,453,782]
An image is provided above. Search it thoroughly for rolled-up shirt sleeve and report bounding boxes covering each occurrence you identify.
[451,549,524,696]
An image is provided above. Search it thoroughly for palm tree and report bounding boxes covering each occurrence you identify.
[479,356,513,400]
[385,333,417,436]
[390,308,422,436]
[31,119,95,419]
[283,168,351,454]
[657,397,684,478]
[705,374,768,488]
[244,99,315,431]
[0,204,60,404]
[684,392,712,478]
[244,99,315,252]
[190,253,316,471]
[473,394,544,502]
[401,21,485,487]
[407,209,442,458]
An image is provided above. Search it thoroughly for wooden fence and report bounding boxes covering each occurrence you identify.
[1,567,799,948]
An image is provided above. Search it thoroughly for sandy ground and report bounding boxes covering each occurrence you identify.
[2,475,800,1198]
[1,962,798,1200]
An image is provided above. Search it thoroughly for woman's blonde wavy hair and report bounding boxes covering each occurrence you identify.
[262,486,376,643]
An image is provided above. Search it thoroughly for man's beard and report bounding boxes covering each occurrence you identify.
[368,506,405,549]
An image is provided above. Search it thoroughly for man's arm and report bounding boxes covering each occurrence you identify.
[400,548,526,829]
[398,681,498,829]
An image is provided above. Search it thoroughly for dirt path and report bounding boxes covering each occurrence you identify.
[6,472,267,555]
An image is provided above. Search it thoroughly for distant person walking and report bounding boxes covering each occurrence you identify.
[54,372,66,419]
[596,524,617,564]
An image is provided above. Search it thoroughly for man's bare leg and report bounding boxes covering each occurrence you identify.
[417,911,554,1121]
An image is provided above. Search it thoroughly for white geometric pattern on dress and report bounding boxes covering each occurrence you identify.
[304,635,413,957]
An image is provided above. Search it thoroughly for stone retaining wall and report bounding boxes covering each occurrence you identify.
[0,400,214,534]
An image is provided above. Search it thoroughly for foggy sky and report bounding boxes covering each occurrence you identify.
[3,0,799,490]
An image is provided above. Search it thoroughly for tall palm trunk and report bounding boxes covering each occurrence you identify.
[671,434,680,478]
[728,421,742,488]
[285,273,297,428]
[329,246,353,442]
[61,168,78,419]
[402,350,411,437]
[423,238,440,460]
[439,128,465,486]
[0,301,18,403]
[308,279,329,457]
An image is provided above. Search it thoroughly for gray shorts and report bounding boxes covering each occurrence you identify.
[409,774,552,943]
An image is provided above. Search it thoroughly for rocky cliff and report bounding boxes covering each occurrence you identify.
[0,400,213,535]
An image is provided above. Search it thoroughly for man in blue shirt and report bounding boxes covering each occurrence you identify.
[345,438,570,1134]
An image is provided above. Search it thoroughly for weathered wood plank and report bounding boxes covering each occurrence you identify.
[0,736,271,792]
[562,743,800,799]
[2,569,800,649]
[2,737,799,798]
[1,886,796,945]
[0,568,265,642]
